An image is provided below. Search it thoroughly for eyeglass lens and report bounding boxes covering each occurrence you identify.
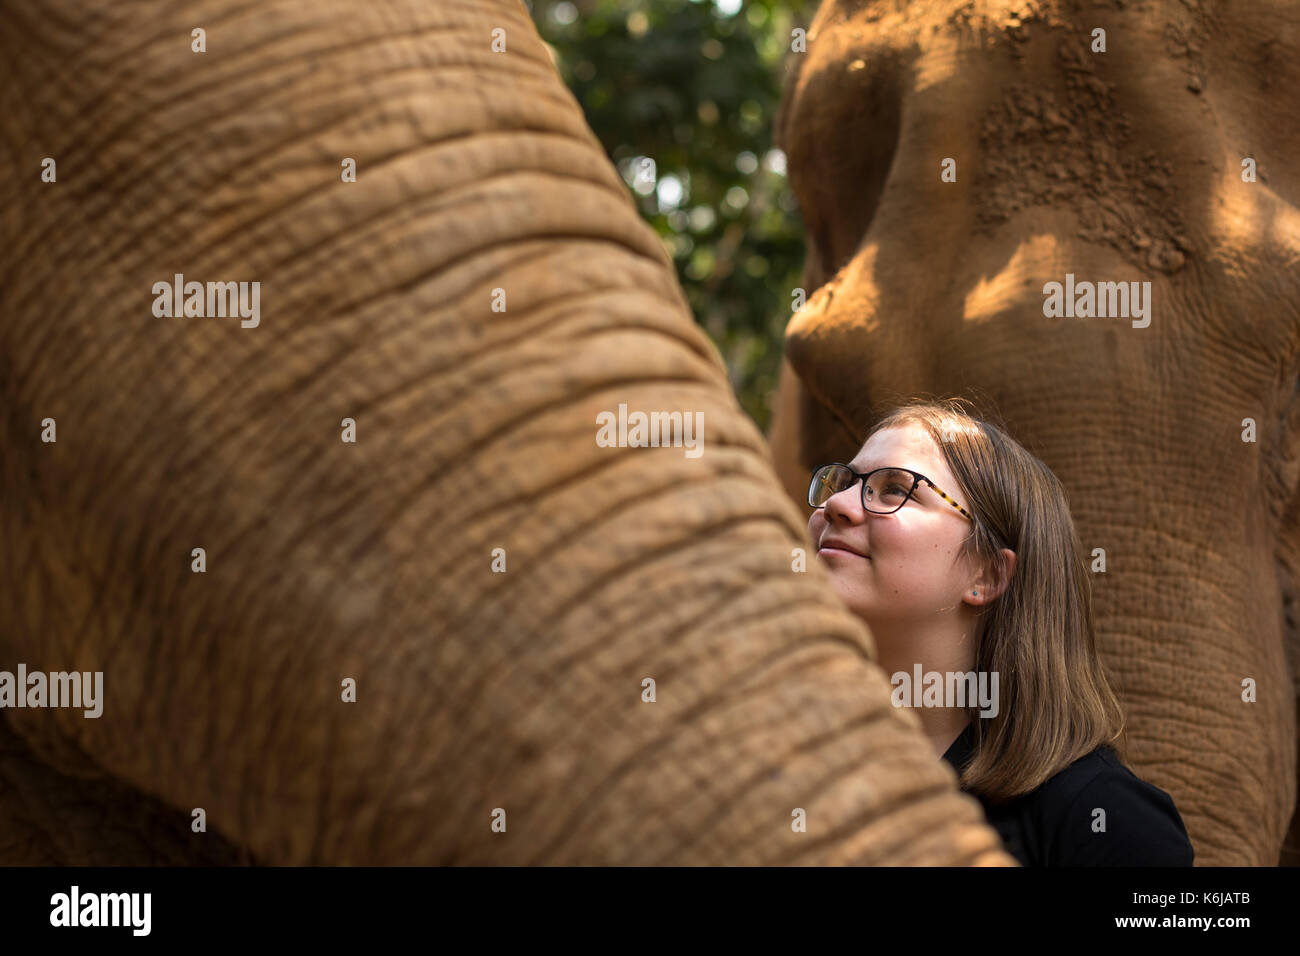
[809,464,917,513]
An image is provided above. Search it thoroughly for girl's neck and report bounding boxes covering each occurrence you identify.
[872,618,978,758]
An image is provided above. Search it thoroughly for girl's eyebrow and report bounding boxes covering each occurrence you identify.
[852,462,922,474]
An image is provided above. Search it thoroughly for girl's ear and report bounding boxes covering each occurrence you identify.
[966,548,1017,605]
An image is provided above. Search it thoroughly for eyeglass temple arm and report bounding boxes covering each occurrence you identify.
[922,478,973,521]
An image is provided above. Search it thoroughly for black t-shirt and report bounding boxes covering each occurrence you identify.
[941,721,1194,866]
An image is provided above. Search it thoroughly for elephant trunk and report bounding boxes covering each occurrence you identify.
[0,0,1012,865]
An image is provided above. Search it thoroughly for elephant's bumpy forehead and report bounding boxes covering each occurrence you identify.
[779,0,1297,282]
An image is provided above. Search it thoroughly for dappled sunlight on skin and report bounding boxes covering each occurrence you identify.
[1206,160,1272,274]
[1272,203,1300,269]
[1216,171,1300,267]
[962,234,1061,323]
[788,244,882,341]
[1202,159,1300,302]
[914,32,962,95]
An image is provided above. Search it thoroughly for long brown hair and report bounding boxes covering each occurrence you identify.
[867,398,1127,803]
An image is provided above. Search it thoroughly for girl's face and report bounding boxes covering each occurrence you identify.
[807,423,978,629]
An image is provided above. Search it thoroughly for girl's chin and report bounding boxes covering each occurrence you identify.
[828,580,872,610]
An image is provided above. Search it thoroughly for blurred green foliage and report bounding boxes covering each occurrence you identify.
[526,0,810,431]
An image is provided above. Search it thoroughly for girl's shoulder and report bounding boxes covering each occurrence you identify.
[1030,746,1195,866]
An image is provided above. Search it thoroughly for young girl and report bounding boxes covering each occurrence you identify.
[806,399,1193,866]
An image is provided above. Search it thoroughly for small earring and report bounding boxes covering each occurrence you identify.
[972,590,978,596]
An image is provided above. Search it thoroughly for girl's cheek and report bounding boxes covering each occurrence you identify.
[869,518,900,547]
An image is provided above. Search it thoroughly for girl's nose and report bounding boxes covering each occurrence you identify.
[824,481,866,523]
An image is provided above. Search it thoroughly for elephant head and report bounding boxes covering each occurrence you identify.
[0,0,1014,864]
[770,0,1300,865]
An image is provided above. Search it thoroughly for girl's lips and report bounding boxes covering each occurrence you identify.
[818,544,869,559]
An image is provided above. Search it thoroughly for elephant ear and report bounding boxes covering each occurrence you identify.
[0,0,1014,865]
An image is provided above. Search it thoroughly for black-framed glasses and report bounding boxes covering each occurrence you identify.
[807,463,973,521]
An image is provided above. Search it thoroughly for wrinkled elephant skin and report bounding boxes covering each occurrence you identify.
[770,0,1300,865]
